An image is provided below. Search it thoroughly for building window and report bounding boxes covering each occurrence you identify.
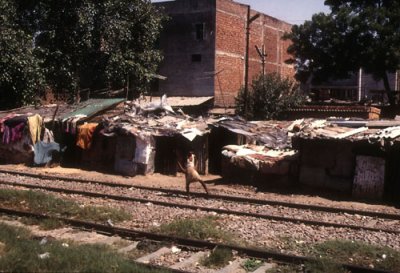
[195,23,205,40]
[192,54,202,63]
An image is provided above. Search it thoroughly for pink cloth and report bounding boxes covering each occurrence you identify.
[0,114,17,133]
[2,123,25,144]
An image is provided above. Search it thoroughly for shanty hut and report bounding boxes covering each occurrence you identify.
[292,119,400,201]
[71,96,211,177]
[209,117,299,188]
[56,98,124,170]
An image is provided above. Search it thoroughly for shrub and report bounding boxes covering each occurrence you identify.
[235,73,305,120]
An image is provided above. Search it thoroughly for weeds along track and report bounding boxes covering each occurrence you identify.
[0,172,399,236]
[0,207,393,273]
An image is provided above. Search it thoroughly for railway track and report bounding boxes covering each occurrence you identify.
[0,207,394,273]
[0,177,399,235]
[0,168,399,220]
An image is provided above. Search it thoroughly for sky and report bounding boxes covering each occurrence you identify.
[151,0,331,24]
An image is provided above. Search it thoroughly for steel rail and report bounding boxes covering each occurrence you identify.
[1,179,399,235]
[1,168,399,220]
[0,207,394,273]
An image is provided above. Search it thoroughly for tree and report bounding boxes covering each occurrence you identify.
[235,73,305,120]
[16,0,165,101]
[97,0,165,97]
[285,0,400,105]
[0,0,44,109]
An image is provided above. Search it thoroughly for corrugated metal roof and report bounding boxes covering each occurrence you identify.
[61,98,125,120]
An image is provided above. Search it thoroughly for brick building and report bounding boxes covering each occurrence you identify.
[153,0,295,107]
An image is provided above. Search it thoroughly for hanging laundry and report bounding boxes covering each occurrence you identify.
[10,123,25,143]
[2,126,10,144]
[76,123,98,150]
[2,123,25,144]
[2,116,27,144]
[42,128,55,143]
[27,114,43,144]
[0,113,17,133]
[4,115,27,127]
[33,141,60,165]
[62,115,87,134]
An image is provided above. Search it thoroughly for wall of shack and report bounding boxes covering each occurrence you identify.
[295,138,395,199]
[296,139,357,193]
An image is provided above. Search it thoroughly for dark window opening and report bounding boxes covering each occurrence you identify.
[195,23,205,40]
[192,54,202,63]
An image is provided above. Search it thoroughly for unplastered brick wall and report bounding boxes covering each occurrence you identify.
[215,0,295,107]
[155,0,216,97]
[155,0,295,108]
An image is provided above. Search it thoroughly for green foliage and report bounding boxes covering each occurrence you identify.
[29,0,165,99]
[0,223,172,273]
[285,1,400,105]
[156,216,235,244]
[235,73,305,120]
[0,0,44,109]
[201,247,233,268]
[242,258,263,272]
[0,189,131,223]
[311,240,400,272]
[38,219,65,230]
[304,259,346,273]
[266,262,347,273]
[1,0,165,108]
[266,264,301,273]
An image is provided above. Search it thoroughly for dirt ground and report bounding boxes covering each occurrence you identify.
[0,164,246,193]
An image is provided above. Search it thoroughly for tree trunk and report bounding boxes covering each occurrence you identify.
[382,71,395,106]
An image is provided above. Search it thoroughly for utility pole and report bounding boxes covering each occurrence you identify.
[244,6,260,117]
[255,44,267,77]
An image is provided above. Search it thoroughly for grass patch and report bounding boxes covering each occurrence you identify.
[278,236,310,254]
[20,217,64,230]
[242,258,263,272]
[20,217,41,226]
[39,219,65,230]
[155,216,236,244]
[266,262,345,273]
[0,189,130,223]
[304,259,347,273]
[266,264,303,273]
[266,261,347,273]
[201,247,233,268]
[0,223,171,273]
[311,240,400,272]
[268,239,400,272]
